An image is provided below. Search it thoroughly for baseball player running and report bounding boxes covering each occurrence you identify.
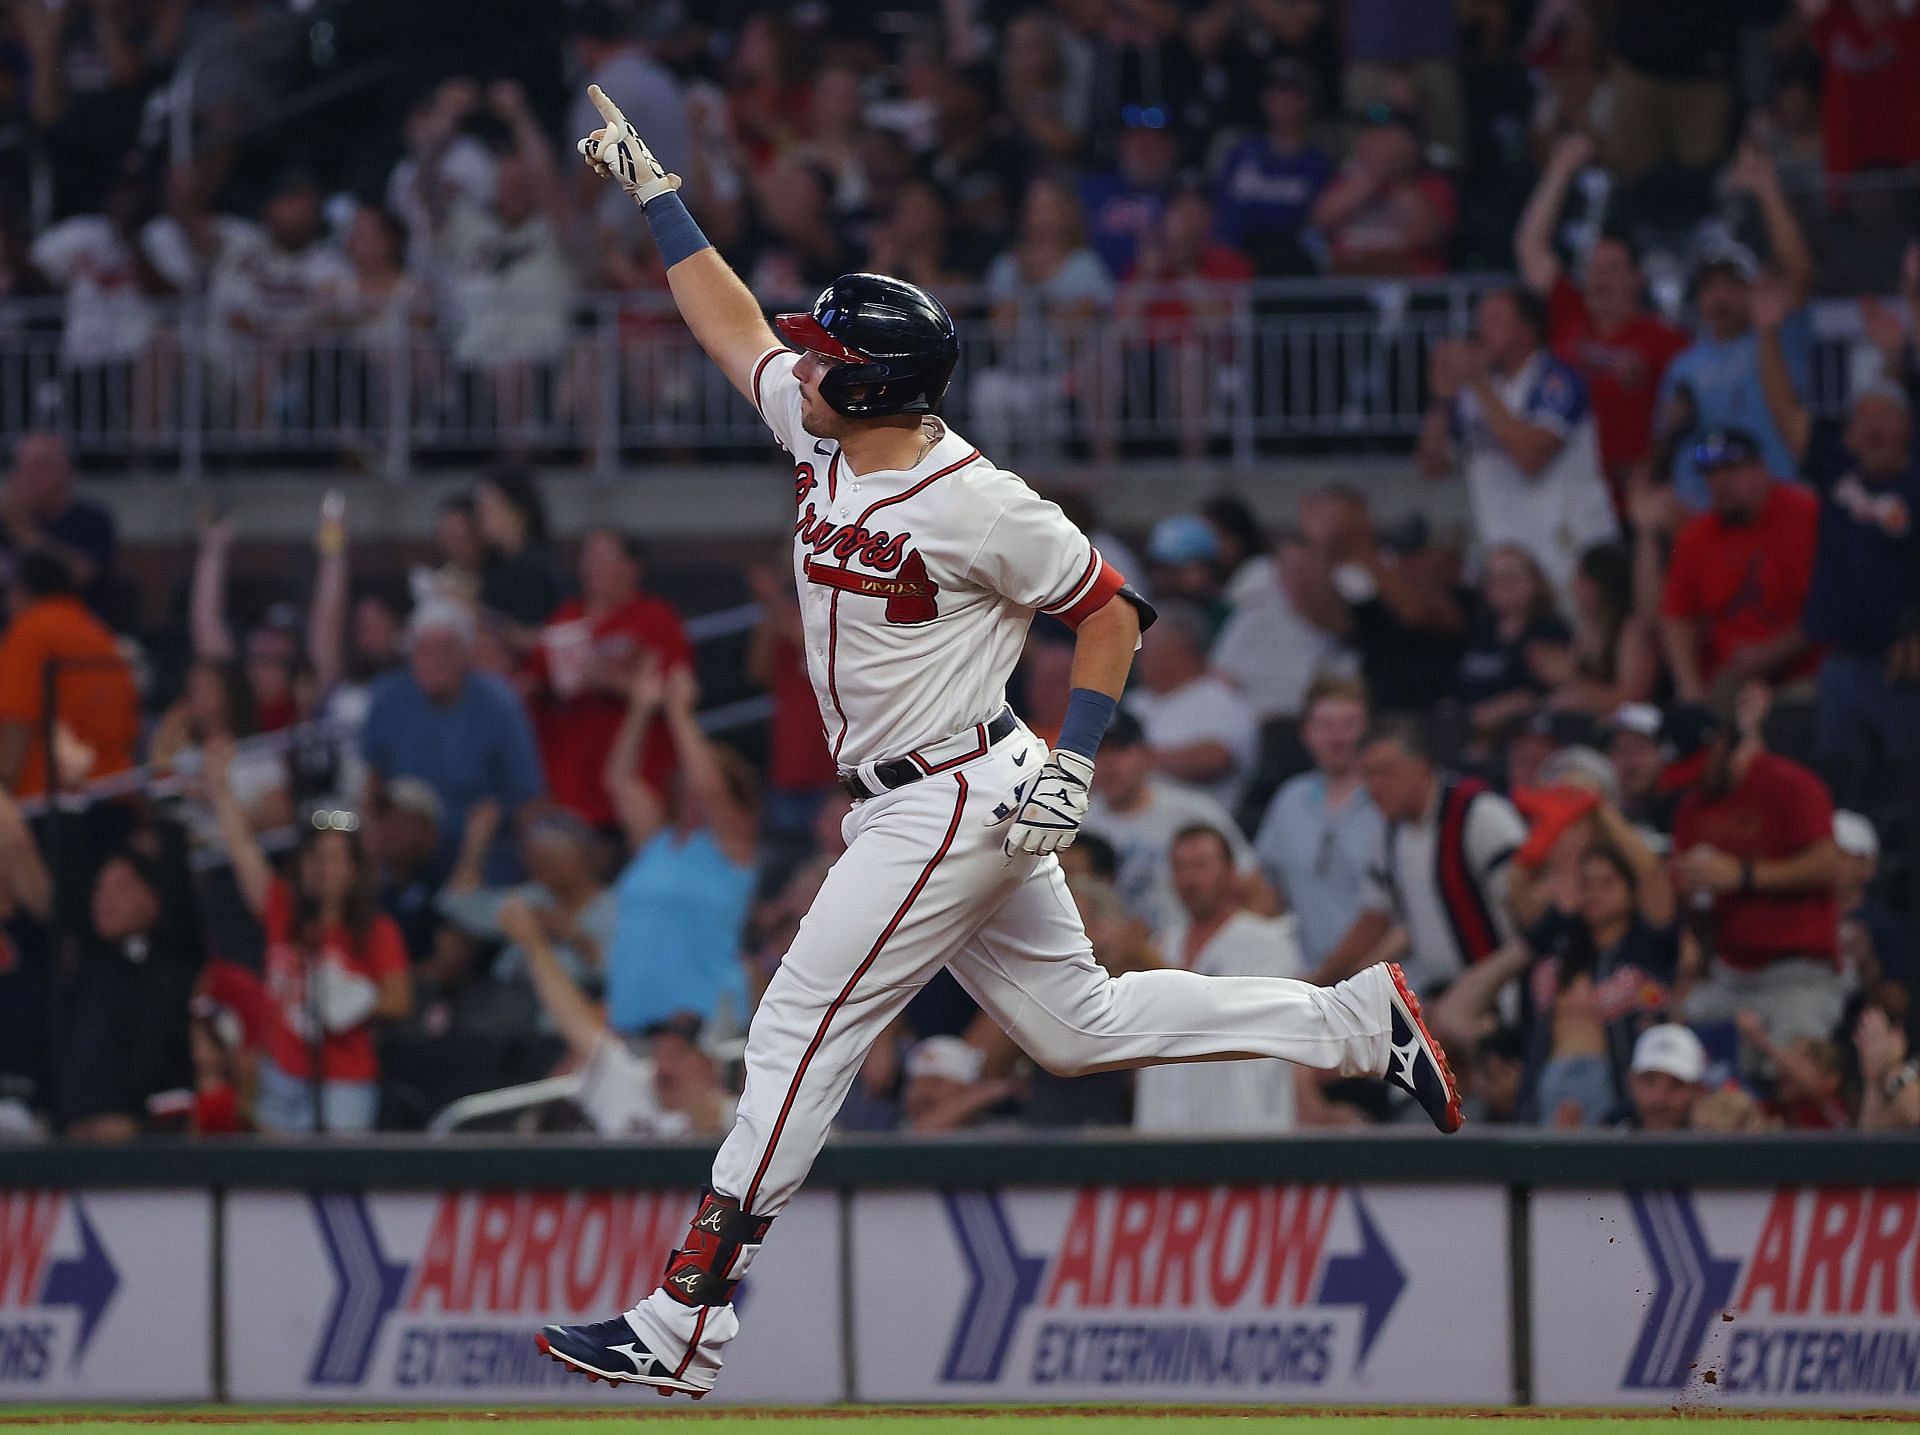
[536,85,1463,1400]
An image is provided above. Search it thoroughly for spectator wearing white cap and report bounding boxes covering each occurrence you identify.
[1619,1023,1708,1131]
[901,1036,1012,1133]
[1834,810,1917,1009]
[1655,145,1815,511]
[1602,703,1675,836]
[360,599,544,884]
[1124,599,1261,812]
[1084,710,1252,934]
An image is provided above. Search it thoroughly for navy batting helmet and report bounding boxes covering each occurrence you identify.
[774,273,959,418]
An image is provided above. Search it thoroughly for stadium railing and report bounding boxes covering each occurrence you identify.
[0,279,1870,480]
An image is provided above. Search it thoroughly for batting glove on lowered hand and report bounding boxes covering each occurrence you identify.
[576,84,682,206]
[994,749,1096,857]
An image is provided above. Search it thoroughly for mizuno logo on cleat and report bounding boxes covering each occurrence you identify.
[1390,1037,1422,1088]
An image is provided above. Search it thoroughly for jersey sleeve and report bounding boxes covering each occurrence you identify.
[749,346,809,454]
[967,484,1129,628]
[1523,359,1587,437]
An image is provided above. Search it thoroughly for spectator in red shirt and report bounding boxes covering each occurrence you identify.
[1515,134,1689,499]
[1800,0,1920,178]
[1657,428,1819,703]
[1664,702,1847,1051]
[207,742,412,1134]
[1120,187,1254,461]
[528,530,691,830]
[1308,104,1457,277]
[745,555,836,838]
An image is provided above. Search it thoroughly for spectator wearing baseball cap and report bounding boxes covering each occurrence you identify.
[1656,147,1815,510]
[1308,101,1457,277]
[1079,106,1183,278]
[1601,703,1675,834]
[1619,1023,1708,1130]
[1211,60,1332,277]
[902,1035,1013,1133]
[1665,703,1849,1051]
[1084,709,1253,934]
[1144,512,1224,612]
[1756,304,1920,812]
[1657,427,1820,704]
[1833,810,1917,1016]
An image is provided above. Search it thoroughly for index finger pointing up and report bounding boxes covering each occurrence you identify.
[587,84,627,131]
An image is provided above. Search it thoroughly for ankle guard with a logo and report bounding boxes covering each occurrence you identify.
[660,1190,774,1307]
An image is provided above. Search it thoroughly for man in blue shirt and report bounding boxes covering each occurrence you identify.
[362,600,545,883]
[1658,149,1815,508]
[1078,109,1181,276]
[1253,676,1384,971]
[1212,60,1332,277]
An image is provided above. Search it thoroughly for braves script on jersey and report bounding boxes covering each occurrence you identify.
[751,346,1125,766]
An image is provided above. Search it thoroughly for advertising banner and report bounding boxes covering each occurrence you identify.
[1532,1187,1920,1408]
[223,1189,841,1403]
[852,1183,1509,1404]
[0,1189,213,1400]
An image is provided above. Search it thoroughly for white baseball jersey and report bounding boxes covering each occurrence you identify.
[750,345,1125,770]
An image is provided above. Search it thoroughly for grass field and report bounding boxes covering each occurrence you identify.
[1,1410,1913,1435]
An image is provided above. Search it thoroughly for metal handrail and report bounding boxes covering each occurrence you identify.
[0,280,1881,479]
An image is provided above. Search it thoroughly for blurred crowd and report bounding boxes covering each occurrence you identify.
[1,0,1919,458]
[0,0,1916,1145]
[0,359,1915,1139]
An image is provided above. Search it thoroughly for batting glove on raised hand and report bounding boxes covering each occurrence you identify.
[995,749,1095,857]
[576,84,682,206]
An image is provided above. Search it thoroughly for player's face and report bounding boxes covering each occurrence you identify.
[794,350,853,438]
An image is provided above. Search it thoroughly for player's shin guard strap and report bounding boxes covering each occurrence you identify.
[660,1190,774,1307]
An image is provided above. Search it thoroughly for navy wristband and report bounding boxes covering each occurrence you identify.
[642,191,713,267]
[1056,688,1118,761]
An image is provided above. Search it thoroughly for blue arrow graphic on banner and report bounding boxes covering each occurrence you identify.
[308,1193,410,1386]
[42,1199,119,1365]
[1624,1190,1740,1390]
[940,1191,1046,1383]
[1315,1191,1405,1371]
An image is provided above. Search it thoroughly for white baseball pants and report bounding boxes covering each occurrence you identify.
[622,730,1392,1378]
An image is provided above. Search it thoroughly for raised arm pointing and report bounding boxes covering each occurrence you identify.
[578,85,780,403]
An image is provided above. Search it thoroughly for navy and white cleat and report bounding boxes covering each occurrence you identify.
[535,1317,710,1399]
[1378,961,1465,1133]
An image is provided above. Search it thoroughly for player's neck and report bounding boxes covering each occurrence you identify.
[839,416,936,476]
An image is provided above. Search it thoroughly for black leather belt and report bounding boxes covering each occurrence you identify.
[841,709,1017,802]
